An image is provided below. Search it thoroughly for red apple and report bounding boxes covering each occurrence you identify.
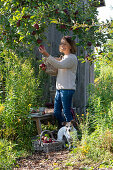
[63,9,69,15]
[31,31,36,35]
[37,39,42,44]
[43,140,48,143]
[60,24,66,29]
[86,19,92,23]
[22,15,27,19]
[75,28,79,31]
[22,15,30,19]
[55,9,59,14]
[87,42,92,46]
[41,67,46,71]
[49,138,52,143]
[34,23,39,30]
[39,63,46,68]
[41,136,45,140]
[42,111,45,114]
[34,6,38,9]
[75,10,78,15]
[39,45,45,49]
[69,27,73,31]
[17,20,21,27]
[43,137,47,141]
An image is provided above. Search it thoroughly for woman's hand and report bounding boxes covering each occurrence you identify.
[38,45,50,57]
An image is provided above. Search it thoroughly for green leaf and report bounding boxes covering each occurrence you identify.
[50,19,58,24]
[19,36,24,41]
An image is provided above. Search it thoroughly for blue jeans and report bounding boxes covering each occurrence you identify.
[54,89,75,127]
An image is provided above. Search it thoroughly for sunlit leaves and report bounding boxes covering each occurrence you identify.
[0,0,112,61]
[50,19,59,24]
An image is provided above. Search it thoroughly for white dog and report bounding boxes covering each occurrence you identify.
[57,122,77,150]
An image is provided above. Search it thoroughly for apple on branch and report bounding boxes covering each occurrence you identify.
[17,20,21,27]
[22,15,30,19]
[34,23,39,30]
[74,10,79,15]
[60,24,66,29]
[63,9,69,15]
[37,39,42,44]
[55,8,59,14]
[31,31,36,35]
[87,42,92,46]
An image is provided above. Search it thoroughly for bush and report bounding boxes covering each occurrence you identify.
[69,59,113,168]
[88,64,113,114]
[71,112,113,168]
[0,51,44,150]
[0,139,17,169]
[0,139,29,169]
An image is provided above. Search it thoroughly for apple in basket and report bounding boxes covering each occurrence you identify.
[49,138,52,143]
[41,136,45,140]
[43,136,47,143]
[42,136,53,143]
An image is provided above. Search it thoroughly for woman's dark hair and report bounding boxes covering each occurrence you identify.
[62,36,77,54]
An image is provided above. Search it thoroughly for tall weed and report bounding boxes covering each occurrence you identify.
[0,51,43,149]
[70,60,113,168]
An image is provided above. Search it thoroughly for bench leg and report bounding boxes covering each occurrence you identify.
[35,118,42,134]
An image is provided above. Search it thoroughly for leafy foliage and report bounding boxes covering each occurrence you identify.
[70,54,113,168]
[0,0,110,59]
[0,139,17,169]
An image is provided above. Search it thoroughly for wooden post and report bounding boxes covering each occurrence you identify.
[73,60,94,115]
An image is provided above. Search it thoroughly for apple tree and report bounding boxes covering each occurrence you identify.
[0,0,111,148]
[0,0,109,59]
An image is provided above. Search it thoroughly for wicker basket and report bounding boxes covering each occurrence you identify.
[32,130,63,153]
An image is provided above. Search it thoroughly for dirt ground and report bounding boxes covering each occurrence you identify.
[13,149,113,170]
[13,150,82,170]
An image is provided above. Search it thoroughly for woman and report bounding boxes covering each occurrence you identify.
[39,36,78,128]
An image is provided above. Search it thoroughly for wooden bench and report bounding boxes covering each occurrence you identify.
[30,113,54,134]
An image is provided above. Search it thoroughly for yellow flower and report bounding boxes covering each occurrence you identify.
[18,118,21,122]
[28,104,31,107]
[0,105,5,113]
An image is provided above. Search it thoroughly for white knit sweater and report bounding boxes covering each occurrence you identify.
[47,54,78,90]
